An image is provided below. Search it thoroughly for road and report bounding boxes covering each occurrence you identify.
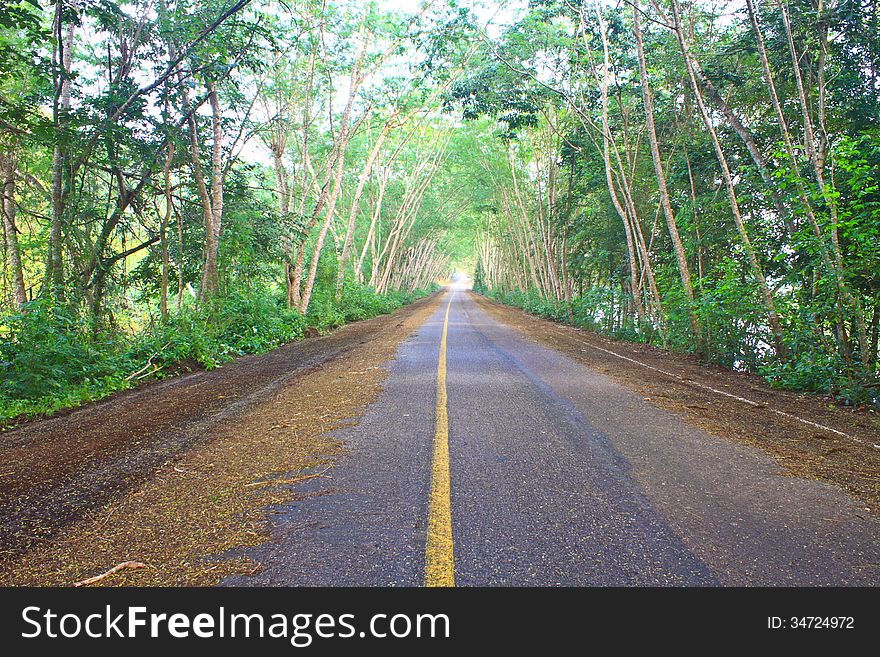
[223,289,880,586]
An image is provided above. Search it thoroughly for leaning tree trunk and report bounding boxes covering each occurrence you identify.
[593,5,644,325]
[298,137,350,314]
[687,57,790,234]
[670,0,788,360]
[632,2,701,349]
[777,0,869,367]
[746,0,869,367]
[297,26,368,314]
[335,117,394,297]
[356,169,387,284]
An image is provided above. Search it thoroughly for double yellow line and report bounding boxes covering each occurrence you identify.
[425,291,455,587]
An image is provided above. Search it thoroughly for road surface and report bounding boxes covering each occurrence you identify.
[223,289,880,586]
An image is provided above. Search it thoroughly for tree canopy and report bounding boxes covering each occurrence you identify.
[1,0,878,417]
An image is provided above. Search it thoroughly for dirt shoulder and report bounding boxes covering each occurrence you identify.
[0,294,440,585]
[473,293,880,515]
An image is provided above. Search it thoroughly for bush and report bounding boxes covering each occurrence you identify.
[0,283,430,423]
[340,285,395,321]
[694,265,768,370]
[305,298,347,333]
[333,284,431,325]
[483,284,879,407]
[126,291,305,372]
[212,292,304,355]
[759,310,879,407]
[0,299,123,400]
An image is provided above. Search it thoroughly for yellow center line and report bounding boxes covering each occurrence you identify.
[425,290,456,587]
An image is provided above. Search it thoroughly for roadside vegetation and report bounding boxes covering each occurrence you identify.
[466,0,880,408]
[0,0,461,423]
[1,0,878,421]
[0,281,430,423]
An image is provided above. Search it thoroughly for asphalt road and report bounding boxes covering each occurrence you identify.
[225,288,880,586]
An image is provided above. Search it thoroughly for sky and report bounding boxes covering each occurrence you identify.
[383,0,526,35]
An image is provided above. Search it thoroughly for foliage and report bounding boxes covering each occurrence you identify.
[462,0,880,406]
[0,0,457,423]
[0,285,429,423]
[2,0,879,421]
[0,298,123,401]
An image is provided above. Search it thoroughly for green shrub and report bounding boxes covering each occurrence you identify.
[0,299,123,400]
[336,284,431,324]
[126,290,305,372]
[306,298,347,333]
[483,284,879,407]
[0,283,430,423]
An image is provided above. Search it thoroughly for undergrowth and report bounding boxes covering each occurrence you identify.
[483,288,879,409]
[0,284,431,424]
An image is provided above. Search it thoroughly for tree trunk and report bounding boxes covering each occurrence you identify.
[160,142,174,320]
[670,0,788,360]
[299,143,348,312]
[593,4,644,326]
[297,25,368,314]
[356,168,387,283]
[747,0,869,368]
[633,2,701,347]
[1,151,26,308]
[45,14,74,298]
[777,0,869,367]
[335,117,394,297]
[870,294,879,371]
[688,56,791,234]
[198,82,224,300]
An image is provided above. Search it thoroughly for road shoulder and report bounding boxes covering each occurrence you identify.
[0,295,441,586]
[473,293,880,516]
